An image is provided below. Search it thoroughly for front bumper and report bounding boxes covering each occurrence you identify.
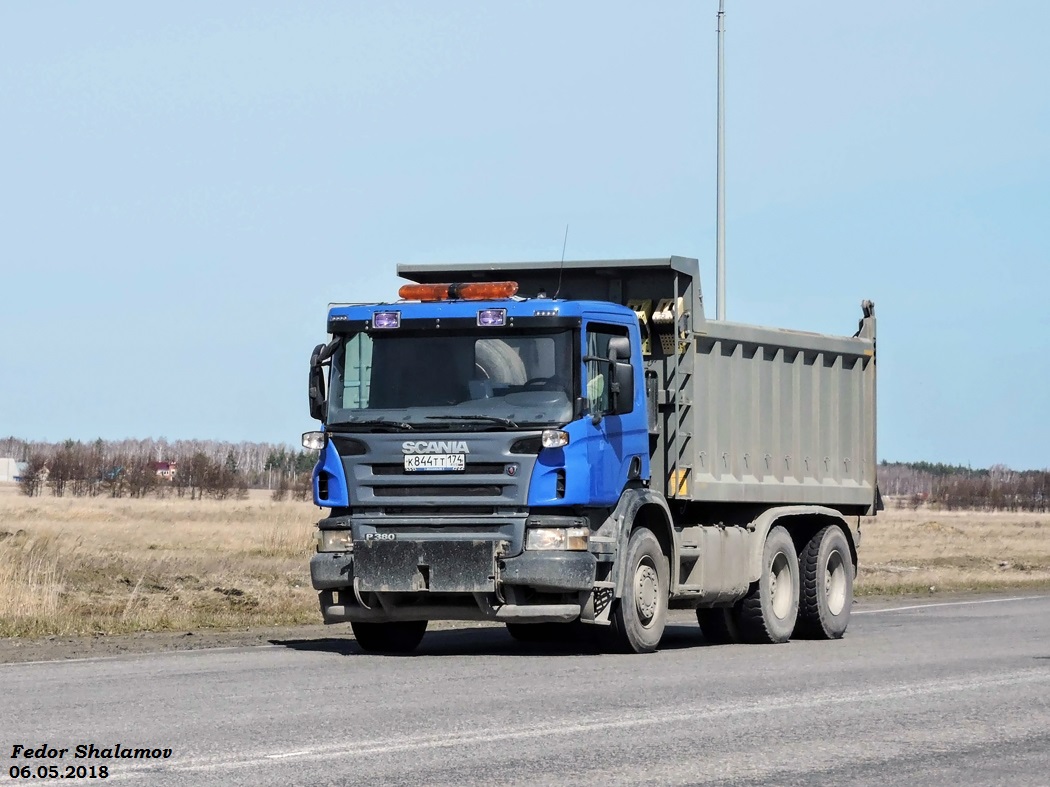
[311,551,355,590]
[310,549,595,593]
[498,550,596,591]
[309,548,596,624]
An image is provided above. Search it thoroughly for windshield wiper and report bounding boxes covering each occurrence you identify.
[425,414,519,428]
[327,418,415,432]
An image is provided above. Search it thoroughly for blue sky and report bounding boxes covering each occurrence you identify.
[1,1,1047,468]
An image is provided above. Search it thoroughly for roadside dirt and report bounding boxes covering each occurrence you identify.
[0,619,503,664]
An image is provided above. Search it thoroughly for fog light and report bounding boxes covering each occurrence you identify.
[317,530,353,553]
[540,429,570,449]
[526,527,589,551]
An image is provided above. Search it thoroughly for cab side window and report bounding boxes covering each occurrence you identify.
[340,332,373,409]
[585,324,629,415]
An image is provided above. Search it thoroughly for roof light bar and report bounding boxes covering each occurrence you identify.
[398,281,519,302]
[397,283,451,302]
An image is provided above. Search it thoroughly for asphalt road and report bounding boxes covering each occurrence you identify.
[4,595,1050,786]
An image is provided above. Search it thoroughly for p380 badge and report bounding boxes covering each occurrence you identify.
[364,532,397,542]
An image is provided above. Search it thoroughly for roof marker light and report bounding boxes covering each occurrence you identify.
[372,311,401,329]
[477,308,507,327]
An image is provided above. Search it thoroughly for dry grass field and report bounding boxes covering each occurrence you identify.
[1,483,1048,638]
[0,484,318,638]
[858,506,1050,595]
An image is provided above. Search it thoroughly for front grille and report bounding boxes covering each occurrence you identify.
[372,485,504,497]
[341,435,535,508]
[371,463,507,476]
[381,506,497,516]
[374,524,503,534]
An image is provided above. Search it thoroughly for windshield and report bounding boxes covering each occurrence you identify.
[327,329,576,429]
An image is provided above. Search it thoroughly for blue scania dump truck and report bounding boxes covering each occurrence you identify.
[306,257,877,653]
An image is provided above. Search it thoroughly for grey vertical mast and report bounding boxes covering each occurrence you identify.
[715,0,726,320]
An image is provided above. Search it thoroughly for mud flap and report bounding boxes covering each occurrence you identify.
[580,580,615,626]
[354,539,497,593]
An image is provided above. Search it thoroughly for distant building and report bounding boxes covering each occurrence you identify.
[0,458,26,483]
[152,461,178,480]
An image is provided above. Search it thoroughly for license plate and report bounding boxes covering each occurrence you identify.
[404,454,466,472]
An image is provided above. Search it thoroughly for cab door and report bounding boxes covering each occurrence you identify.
[578,321,634,505]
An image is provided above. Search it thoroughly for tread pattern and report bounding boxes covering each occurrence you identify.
[610,528,669,654]
[735,587,772,644]
[734,526,798,644]
[795,525,851,640]
[795,525,830,638]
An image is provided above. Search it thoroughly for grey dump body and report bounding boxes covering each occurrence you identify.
[401,256,877,517]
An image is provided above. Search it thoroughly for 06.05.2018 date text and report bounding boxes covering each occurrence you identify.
[9,765,108,780]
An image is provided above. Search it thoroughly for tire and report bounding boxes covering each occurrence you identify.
[796,525,853,639]
[736,526,799,644]
[506,622,576,644]
[350,620,427,654]
[475,340,527,385]
[696,607,740,645]
[610,528,669,653]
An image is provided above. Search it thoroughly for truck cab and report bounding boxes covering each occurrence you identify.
[308,280,653,652]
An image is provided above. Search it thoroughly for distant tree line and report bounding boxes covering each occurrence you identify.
[5,439,1045,511]
[878,461,987,498]
[880,460,1048,512]
[1,437,317,502]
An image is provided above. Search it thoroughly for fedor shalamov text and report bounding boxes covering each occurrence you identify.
[10,743,174,760]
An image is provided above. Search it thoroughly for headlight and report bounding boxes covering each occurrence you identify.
[316,529,353,553]
[526,526,589,551]
[540,429,570,448]
[302,431,325,451]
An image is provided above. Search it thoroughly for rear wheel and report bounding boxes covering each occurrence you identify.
[696,607,740,644]
[610,528,669,653]
[736,526,799,644]
[350,620,428,654]
[796,525,853,639]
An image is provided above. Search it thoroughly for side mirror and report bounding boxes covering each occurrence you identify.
[308,344,326,422]
[606,336,634,415]
[607,336,631,363]
[611,361,634,415]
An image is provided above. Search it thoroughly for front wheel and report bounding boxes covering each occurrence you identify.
[795,525,853,639]
[736,526,799,644]
[610,528,669,653]
[351,620,428,654]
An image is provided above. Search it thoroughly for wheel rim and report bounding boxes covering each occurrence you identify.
[634,556,659,627]
[825,549,848,615]
[769,551,793,620]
